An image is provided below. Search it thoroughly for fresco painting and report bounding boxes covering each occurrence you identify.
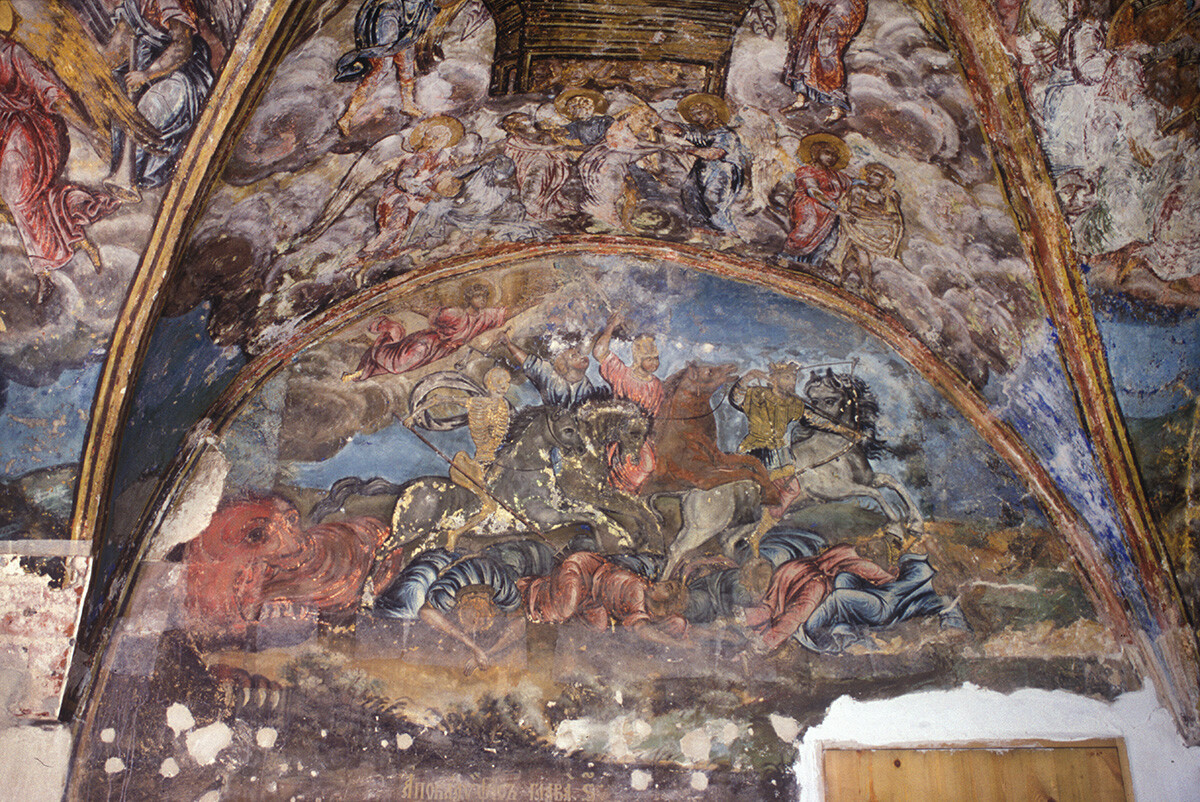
[1001,0,1200,627]
[70,256,1136,798]
[0,0,1187,793]
[0,0,254,548]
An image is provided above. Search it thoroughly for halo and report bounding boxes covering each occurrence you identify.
[0,0,18,33]
[676,93,731,126]
[797,133,850,170]
[460,277,495,302]
[554,88,609,117]
[409,115,465,151]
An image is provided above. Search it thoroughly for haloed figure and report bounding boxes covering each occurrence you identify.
[784,133,851,266]
[677,93,748,244]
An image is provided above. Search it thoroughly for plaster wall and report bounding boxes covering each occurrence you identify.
[4,683,1197,802]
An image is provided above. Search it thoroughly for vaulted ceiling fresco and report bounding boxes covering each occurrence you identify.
[0,0,1196,797]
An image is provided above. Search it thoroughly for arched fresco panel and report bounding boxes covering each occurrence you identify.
[69,253,1137,799]
[59,0,1199,759]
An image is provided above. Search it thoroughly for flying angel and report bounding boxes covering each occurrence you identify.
[1,0,162,300]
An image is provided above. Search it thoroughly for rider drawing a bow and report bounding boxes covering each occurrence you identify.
[729,361,865,548]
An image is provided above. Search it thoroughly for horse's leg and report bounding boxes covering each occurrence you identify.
[807,475,906,532]
[661,489,733,580]
[870,472,924,528]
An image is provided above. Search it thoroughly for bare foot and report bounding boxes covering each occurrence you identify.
[780,96,809,113]
[823,107,847,123]
[341,369,364,383]
[34,273,54,305]
[77,234,104,274]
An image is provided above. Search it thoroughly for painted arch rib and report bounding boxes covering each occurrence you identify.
[71,0,328,547]
[939,0,1200,741]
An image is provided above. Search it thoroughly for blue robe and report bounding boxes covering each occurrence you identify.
[797,553,967,652]
[111,0,214,188]
[680,125,748,235]
[335,0,438,82]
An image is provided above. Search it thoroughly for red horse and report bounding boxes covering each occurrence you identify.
[643,362,780,505]
[184,494,388,639]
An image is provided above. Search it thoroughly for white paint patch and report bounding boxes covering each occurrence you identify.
[554,718,592,753]
[679,728,711,763]
[256,728,278,749]
[380,739,390,748]
[165,702,195,736]
[159,758,180,778]
[769,714,800,743]
[147,447,229,559]
[186,721,233,766]
[630,768,652,791]
[104,757,124,774]
[690,771,709,791]
[396,733,413,750]
[796,683,1200,802]
[99,728,116,743]
[197,792,220,802]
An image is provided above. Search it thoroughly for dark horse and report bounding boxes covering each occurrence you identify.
[782,369,923,535]
[309,405,615,591]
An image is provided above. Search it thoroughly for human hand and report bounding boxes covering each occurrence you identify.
[124,71,150,93]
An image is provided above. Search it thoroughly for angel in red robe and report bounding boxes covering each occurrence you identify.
[343,281,507,381]
[0,4,120,301]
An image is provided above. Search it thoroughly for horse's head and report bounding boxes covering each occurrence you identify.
[677,361,739,397]
[546,407,587,454]
[577,399,650,456]
[803,369,881,437]
[804,368,855,425]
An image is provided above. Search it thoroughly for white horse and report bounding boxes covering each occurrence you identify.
[655,370,923,579]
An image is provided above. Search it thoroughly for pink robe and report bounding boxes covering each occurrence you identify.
[785,164,850,256]
[520,552,686,636]
[0,38,118,271]
[600,353,665,418]
[353,305,507,380]
[743,544,894,650]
